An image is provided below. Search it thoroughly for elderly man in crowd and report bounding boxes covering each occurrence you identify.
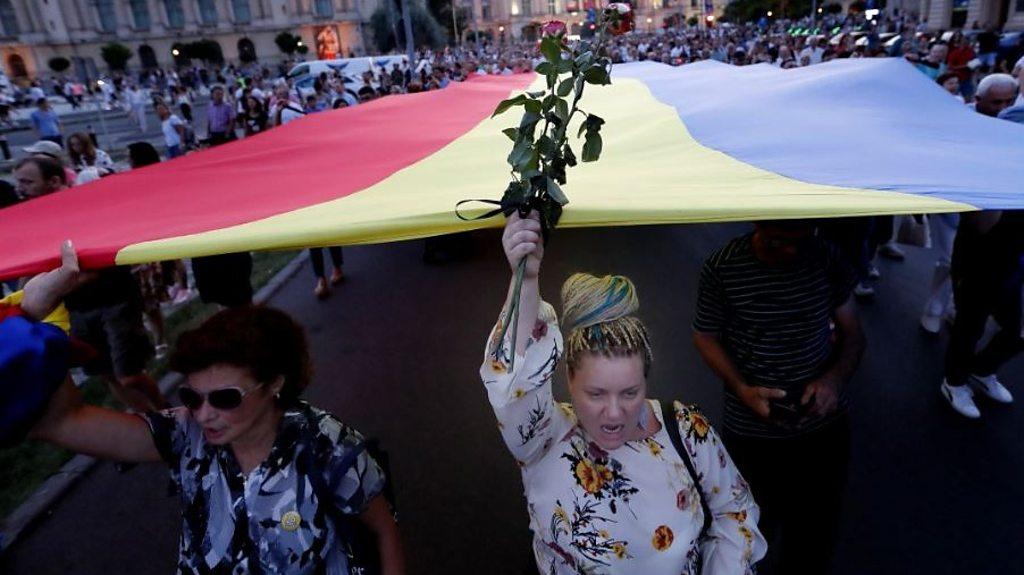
[693,220,865,575]
[205,85,236,146]
[971,73,1020,118]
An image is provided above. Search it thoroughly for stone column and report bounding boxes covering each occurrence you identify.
[926,0,951,30]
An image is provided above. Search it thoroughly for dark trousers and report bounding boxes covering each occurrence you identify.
[207,131,230,146]
[820,218,874,283]
[723,417,851,575]
[943,265,1024,386]
[41,134,64,148]
[191,253,252,308]
[309,247,343,279]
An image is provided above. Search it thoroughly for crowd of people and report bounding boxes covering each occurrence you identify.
[2,12,1024,575]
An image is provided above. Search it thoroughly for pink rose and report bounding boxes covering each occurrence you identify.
[542,20,568,37]
[606,3,635,36]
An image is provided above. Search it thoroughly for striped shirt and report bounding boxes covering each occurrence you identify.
[694,233,856,438]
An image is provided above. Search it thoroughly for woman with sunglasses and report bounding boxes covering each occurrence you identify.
[484,212,765,574]
[22,244,405,575]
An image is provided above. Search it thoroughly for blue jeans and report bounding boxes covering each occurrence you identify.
[166,144,182,158]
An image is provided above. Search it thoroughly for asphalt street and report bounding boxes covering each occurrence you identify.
[2,223,1023,574]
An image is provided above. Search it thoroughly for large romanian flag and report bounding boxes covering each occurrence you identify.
[2,58,1022,279]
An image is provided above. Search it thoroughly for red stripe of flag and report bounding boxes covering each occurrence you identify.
[0,73,533,279]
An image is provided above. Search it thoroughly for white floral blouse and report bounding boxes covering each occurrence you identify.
[480,302,767,575]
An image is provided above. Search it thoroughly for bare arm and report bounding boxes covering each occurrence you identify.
[693,331,785,420]
[692,331,746,397]
[801,297,866,416]
[358,495,405,575]
[823,297,865,385]
[502,211,543,357]
[28,378,162,462]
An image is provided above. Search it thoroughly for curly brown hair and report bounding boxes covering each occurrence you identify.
[170,306,312,406]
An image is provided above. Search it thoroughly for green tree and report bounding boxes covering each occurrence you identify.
[427,0,470,44]
[100,43,133,71]
[47,57,71,74]
[184,39,224,63]
[275,31,301,55]
[369,0,447,53]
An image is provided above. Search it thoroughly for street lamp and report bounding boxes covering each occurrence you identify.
[297,40,304,47]
[171,48,180,56]
[766,10,773,17]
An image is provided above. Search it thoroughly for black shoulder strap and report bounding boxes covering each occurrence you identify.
[659,400,713,540]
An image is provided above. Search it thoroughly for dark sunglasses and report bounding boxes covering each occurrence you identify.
[177,385,260,410]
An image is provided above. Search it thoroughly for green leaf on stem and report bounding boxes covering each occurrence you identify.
[556,78,574,98]
[563,143,577,167]
[578,113,605,137]
[535,62,553,75]
[492,94,528,117]
[520,148,541,172]
[582,132,603,162]
[508,138,533,168]
[536,135,557,156]
[519,111,542,131]
[550,156,567,184]
[524,99,543,114]
[546,177,568,205]
[540,37,563,65]
[542,95,558,112]
[502,128,519,141]
[556,59,574,74]
[584,66,610,85]
[555,99,569,123]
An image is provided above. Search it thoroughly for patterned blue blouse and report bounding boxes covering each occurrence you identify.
[143,403,384,574]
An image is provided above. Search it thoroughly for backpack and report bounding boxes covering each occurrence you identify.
[301,408,396,575]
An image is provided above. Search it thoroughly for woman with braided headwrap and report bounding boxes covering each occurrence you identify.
[481,212,766,575]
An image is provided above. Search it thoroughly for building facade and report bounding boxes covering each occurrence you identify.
[0,0,721,81]
[918,0,1024,30]
[0,0,383,81]
[458,0,718,43]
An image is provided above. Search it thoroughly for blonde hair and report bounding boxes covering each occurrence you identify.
[560,272,653,376]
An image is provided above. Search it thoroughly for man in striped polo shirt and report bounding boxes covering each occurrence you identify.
[692,220,864,575]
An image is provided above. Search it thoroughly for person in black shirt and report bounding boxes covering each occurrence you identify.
[65,266,166,411]
[940,211,1024,418]
[693,220,864,575]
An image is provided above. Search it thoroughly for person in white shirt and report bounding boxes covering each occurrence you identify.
[157,101,186,158]
[126,84,148,132]
[482,212,766,575]
[798,38,824,66]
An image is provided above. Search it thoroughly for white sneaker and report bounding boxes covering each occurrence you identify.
[969,373,1013,404]
[941,380,981,418]
[920,313,942,334]
[879,241,906,261]
[853,282,875,298]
